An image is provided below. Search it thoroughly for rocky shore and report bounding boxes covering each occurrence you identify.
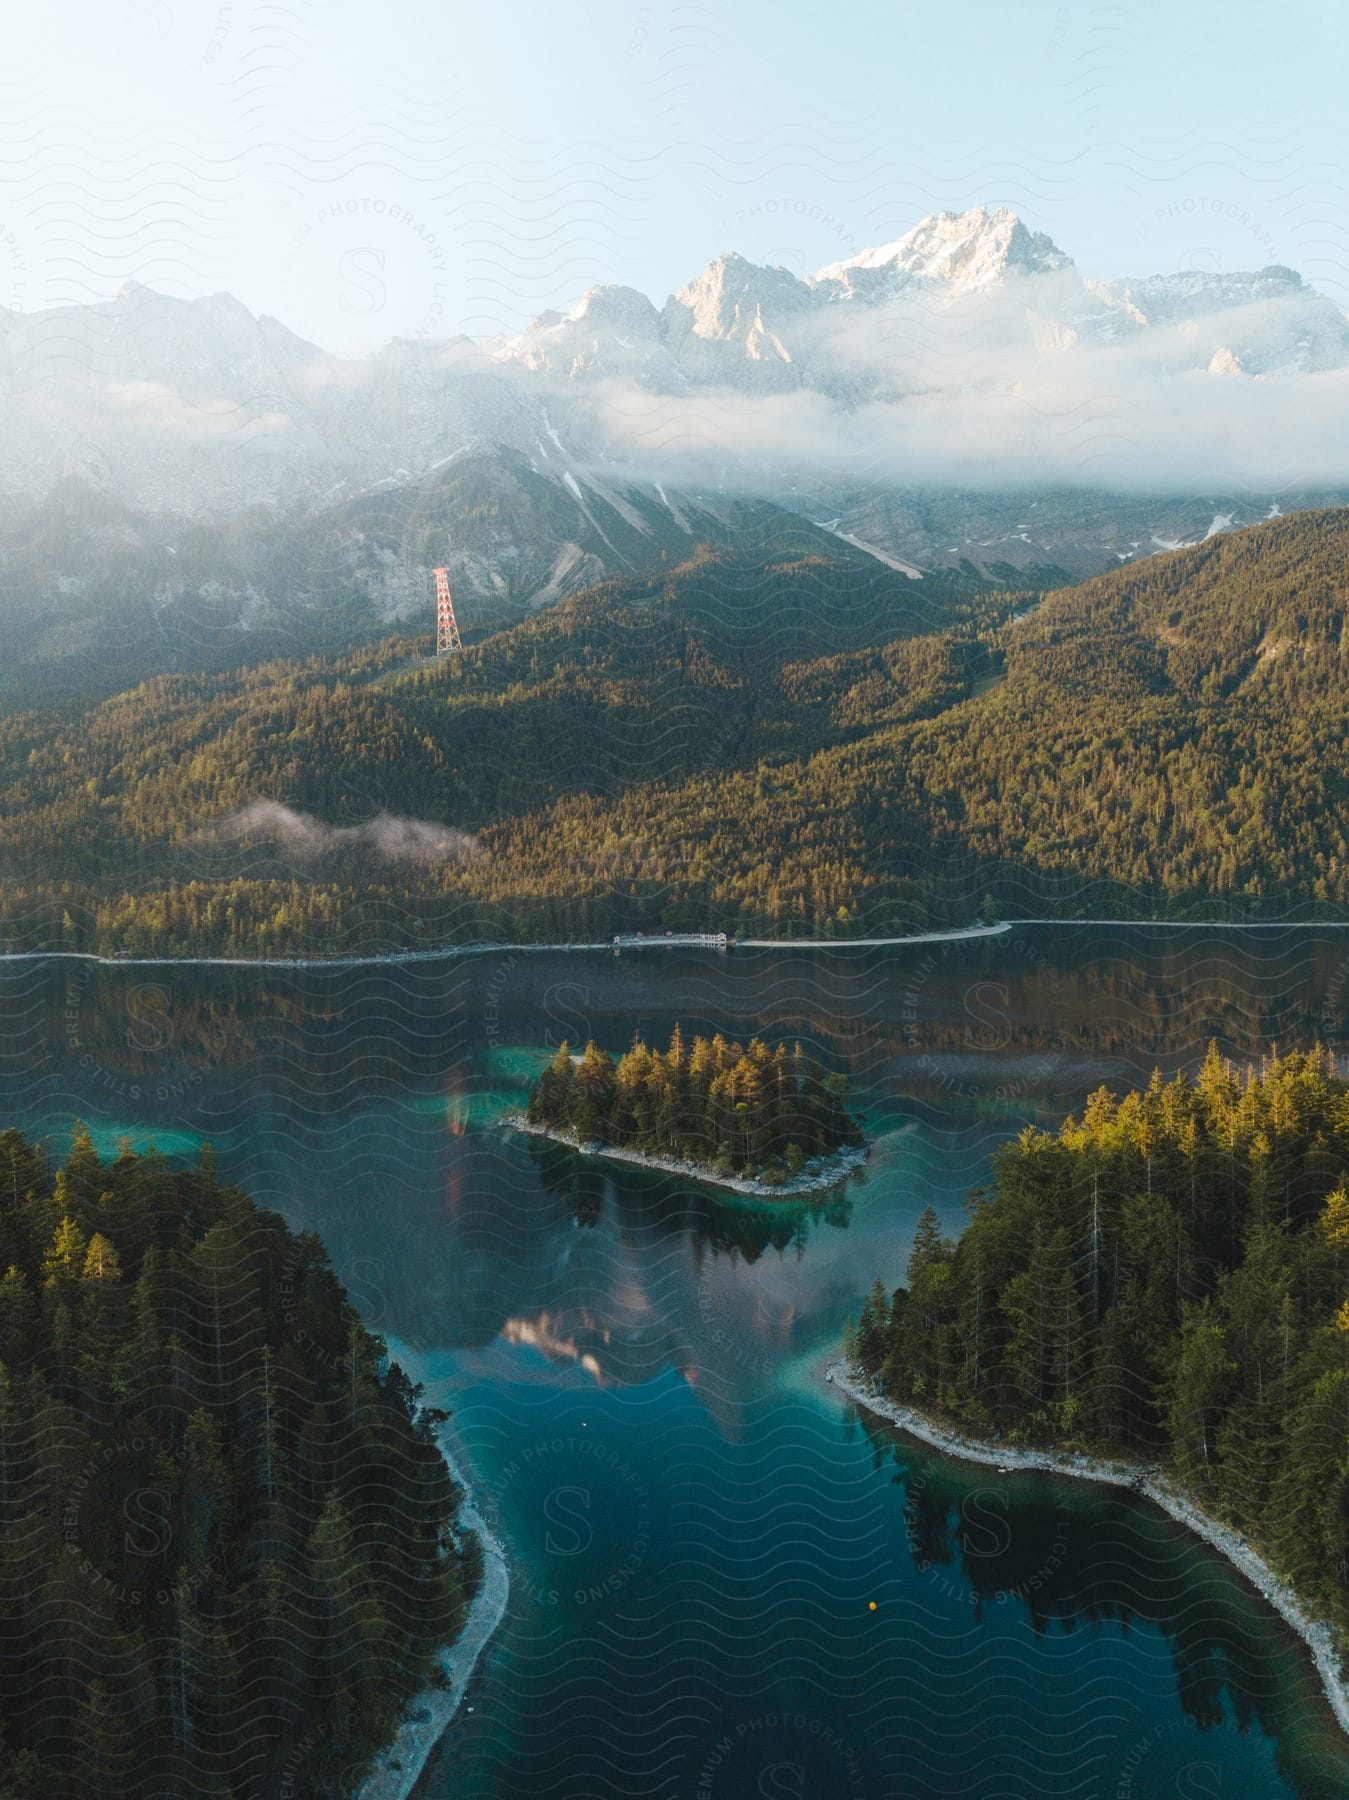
[824,1357,1349,1740]
[355,1426,510,1800]
[501,1113,868,1197]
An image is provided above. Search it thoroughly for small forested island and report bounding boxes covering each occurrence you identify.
[0,1127,473,1799]
[845,1048,1349,1659]
[516,1027,865,1193]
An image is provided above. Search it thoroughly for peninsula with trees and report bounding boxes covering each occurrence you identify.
[513,1027,866,1195]
[840,1048,1349,1724]
[0,1127,481,1800]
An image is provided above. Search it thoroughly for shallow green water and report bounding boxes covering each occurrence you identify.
[2,925,1347,1797]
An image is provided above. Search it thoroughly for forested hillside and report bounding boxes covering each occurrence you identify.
[0,1130,470,1798]
[0,508,1346,955]
[849,1049,1349,1640]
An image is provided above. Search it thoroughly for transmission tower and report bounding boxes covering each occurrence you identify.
[433,566,462,657]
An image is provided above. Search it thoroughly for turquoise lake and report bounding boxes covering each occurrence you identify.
[3,924,1348,1798]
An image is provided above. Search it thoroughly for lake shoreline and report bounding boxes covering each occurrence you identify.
[501,1113,868,1198]
[824,1357,1349,1741]
[0,922,1011,970]
[12,913,1349,970]
[355,1422,510,1800]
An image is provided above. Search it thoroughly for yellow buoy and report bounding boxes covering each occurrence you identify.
[868,1601,877,1612]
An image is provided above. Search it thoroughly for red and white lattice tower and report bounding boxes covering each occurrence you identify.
[433,566,462,657]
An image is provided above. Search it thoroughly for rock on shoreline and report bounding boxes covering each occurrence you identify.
[355,1426,510,1800]
[823,1357,1349,1741]
[500,1114,868,1197]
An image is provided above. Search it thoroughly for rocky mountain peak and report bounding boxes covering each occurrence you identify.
[1,211,1344,534]
[561,284,662,333]
[814,205,1074,299]
[1098,264,1311,323]
[494,282,669,381]
[665,252,817,343]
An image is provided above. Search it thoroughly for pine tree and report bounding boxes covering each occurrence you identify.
[81,1233,121,1284]
[1267,1370,1349,1607]
[113,1250,163,1414]
[305,1491,391,1704]
[40,1217,88,1294]
[64,1124,102,1206]
[854,1279,889,1374]
[0,1267,35,1365]
[904,1212,955,1399]
[1164,1308,1235,1497]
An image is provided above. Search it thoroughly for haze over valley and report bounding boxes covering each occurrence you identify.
[6,204,1349,688]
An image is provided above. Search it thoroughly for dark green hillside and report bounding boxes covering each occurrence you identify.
[1016,507,1349,704]
[462,508,1349,933]
[0,1129,469,1798]
[0,507,1345,953]
[0,546,1000,950]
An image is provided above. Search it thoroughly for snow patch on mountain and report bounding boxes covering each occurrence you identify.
[813,205,1073,299]
[5,205,1349,603]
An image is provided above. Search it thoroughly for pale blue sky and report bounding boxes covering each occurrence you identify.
[4,0,1347,350]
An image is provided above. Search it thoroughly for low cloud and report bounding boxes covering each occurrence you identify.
[201,801,480,865]
[591,367,1349,499]
[575,282,1349,498]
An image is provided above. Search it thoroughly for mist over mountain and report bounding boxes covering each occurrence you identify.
[3,204,1348,659]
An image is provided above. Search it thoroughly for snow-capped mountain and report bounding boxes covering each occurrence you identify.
[1085,264,1349,372]
[497,208,1102,394]
[813,205,1073,299]
[494,203,1349,413]
[500,284,669,384]
[2,204,1348,626]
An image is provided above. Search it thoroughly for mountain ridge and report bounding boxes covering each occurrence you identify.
[4,203,1349,667]
[7,203,1345,508]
